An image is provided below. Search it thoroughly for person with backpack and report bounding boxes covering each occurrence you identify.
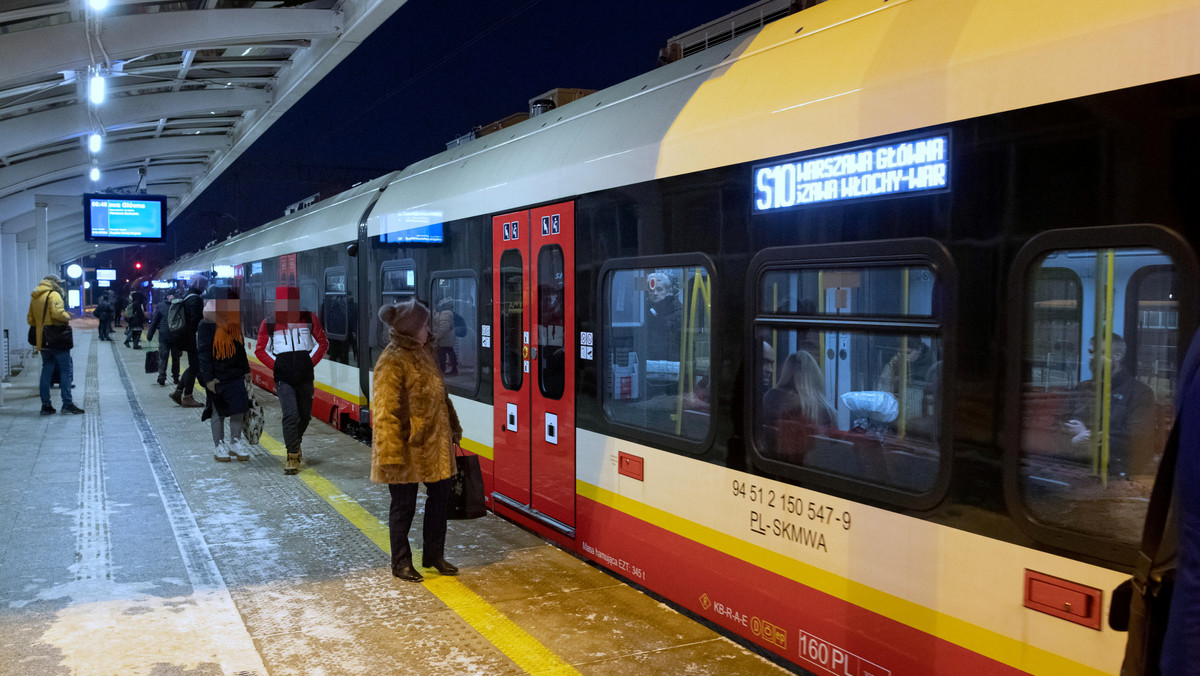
[146,290,182,386]
[255,286,328,475]
[169,274,207,408]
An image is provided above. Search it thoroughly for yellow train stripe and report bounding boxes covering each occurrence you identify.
[258,432,577,674]
[457,437,493,461]
[578,480,1110,676]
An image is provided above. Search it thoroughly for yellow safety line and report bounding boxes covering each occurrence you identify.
[257,432,577,674]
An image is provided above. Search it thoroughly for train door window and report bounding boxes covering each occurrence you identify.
[323,267,348,340]
[430,272,479,394]
[753,258,947,501]
[1014,240,1194,551]
[537,245,566,399]
[499,249,524,391]
[602,260,713,443]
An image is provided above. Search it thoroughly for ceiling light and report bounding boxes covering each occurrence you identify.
[88,133,102,153]
[89,73,105,104]
[89,165,101,181]
[89,0,108,9]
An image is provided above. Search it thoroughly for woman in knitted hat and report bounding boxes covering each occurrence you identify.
[371,298,463,582]
[197,286,252,462]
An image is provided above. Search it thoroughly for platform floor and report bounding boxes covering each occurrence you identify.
[0,323,793,675]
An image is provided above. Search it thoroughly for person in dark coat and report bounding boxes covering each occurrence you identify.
[94,291,114,341]
[1160,330,1200,674]
[169,273,208,408]
[197,286,251,463]
[370,299,463,582]
[146,290,181,386]
[124,290,146,349]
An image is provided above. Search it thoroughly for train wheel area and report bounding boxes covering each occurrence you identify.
[0,324,793,674]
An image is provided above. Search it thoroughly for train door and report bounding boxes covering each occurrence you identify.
[491,202,576,534]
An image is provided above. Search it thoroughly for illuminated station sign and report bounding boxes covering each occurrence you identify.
[753,134,949,213]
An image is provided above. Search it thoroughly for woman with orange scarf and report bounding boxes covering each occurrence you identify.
[197,286,252,462]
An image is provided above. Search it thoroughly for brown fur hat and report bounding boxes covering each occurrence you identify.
[378,298,430,338]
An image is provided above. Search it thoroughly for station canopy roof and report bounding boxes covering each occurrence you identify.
[0,0,406,265]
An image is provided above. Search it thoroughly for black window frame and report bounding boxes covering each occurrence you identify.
[1004,224,1199,565]
[429,268,481,398]
[597,253,719,454]
[746,238,957,511]
[322,266,348,341]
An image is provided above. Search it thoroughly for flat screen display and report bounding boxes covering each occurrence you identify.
[379,209,444,244]
[83,193,167,243]
[96,268,117,281]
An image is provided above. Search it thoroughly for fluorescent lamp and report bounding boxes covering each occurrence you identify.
[89,0,108,9]
[89,74,105,104]
[88,133,102,153]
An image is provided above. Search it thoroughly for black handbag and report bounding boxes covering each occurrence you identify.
[1110,418,1181,676]
[144,350,160,373]
[449,446,486,520]
[28,292,73,350]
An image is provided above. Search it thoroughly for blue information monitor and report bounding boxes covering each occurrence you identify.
[752,134,950,213]
[379,209,444,244]
[83,193,167,243]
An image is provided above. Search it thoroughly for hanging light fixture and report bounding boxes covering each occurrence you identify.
[88,133,102,153]
[89,164,101,182]
[89,0,108,9]
[89,71,106,105]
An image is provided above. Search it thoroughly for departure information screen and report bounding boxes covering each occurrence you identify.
[752,134,949,212]
[84,194,166,242]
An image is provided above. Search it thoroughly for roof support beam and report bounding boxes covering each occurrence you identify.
[0,8,343,90]
[0,166,205,226]
[0,136,225,198]
[0,87,269,159]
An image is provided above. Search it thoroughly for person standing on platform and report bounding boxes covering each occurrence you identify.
[169,273,208,408]
[28,275,83,415]
[146,290,182,386]
[1160,330,1200,674]
[124,290,146,349]
[197,287,251,462]
[254,286,329,475]
[94,291,114,341]
[370,299,463,582]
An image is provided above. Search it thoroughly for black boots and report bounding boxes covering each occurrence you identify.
[392,564,423,582]
[422,558,459,576]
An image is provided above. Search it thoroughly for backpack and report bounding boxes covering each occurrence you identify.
[166,298,188,334]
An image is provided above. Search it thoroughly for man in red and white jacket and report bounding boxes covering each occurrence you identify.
[255,286,328,475]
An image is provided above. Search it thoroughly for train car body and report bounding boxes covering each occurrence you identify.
[161,1,1200,673]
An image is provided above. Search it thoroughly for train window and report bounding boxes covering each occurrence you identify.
[499,249,524,391]
[754,264,943,495]
[537,245,566,399]
[323,267,348,340]
[380,259,417,301]
[761,266,935,317]
[1018,247,1182,547]
[603,264,712,442]
[430,273,479,393]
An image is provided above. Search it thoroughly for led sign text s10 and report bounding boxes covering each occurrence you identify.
[753,134,949,212]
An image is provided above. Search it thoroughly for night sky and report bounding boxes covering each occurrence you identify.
[114,0,753,272]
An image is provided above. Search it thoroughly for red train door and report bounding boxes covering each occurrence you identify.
[491,202,576,534]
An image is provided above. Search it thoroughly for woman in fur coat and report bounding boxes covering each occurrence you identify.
[371,298,463,582]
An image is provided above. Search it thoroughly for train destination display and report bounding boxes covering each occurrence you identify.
[83,193,167,243]
[753,134,949,212]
